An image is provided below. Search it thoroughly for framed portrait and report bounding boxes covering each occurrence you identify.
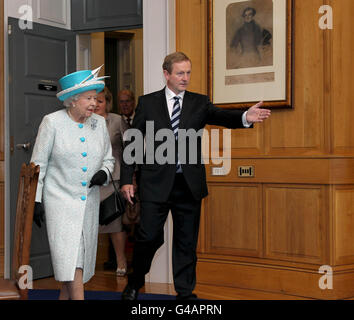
[208,0,293,109]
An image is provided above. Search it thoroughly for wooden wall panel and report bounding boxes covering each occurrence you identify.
[196,259,354,299]
[207,125,263,158]
[0,0,4,278]
[0,0,4,161]
[230,126,264,156]
[334,187,354,265]
[267,0,325,156]
[264,185,328,264]
[207,158,354,185]
[205,184,262,257]
[176,0,207,94]
[0,183,4,277]
[332,0,354,153]
[175,0,354,298]
[176,0,329,158]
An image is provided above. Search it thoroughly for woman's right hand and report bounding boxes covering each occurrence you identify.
[121,184,135,205]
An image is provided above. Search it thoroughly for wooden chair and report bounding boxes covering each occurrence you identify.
[0,163,40,300]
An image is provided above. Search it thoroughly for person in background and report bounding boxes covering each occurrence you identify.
[94,87,128,276]
[118,89,136,128]
[31,67,115,300]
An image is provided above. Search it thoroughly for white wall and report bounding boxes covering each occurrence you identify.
[143,0,176,285]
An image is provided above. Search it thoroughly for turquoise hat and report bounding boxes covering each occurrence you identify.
[56,65,108,101]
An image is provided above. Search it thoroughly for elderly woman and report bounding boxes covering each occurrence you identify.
[31,67,115,300]
[94,87,128,276]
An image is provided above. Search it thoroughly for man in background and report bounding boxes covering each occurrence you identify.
[118,89,136,128]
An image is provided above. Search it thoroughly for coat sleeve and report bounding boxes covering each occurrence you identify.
[30,115,55,202]
[205,96,246,129]
[100,119,115,186]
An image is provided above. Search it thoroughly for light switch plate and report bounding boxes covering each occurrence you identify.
[238,166,255,177]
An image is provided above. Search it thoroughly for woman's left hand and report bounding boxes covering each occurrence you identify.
[89,170,107,188]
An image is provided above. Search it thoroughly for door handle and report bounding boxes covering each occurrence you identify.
[16,142,31,151]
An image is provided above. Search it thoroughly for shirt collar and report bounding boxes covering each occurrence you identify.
[165,86,185,101]
[123,112,135,120]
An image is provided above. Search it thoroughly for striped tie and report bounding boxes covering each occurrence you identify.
[171,96,182,172]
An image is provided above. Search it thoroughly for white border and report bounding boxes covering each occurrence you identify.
[213,0,287,104]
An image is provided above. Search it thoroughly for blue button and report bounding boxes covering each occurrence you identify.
[81,196,86,201]
[80,137,86,142]
[82,167,87,172]
[78,124,84,129]
[81,181,87,187]
[82,152,87,157]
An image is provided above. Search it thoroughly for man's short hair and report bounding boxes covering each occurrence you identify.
[242,7,256,17]
[162,52,191,74]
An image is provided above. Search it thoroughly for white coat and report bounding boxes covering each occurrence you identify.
[31,109,115,283]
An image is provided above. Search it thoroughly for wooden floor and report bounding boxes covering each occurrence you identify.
[33,264,310,300]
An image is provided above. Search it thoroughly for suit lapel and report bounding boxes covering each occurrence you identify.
[179,90,195,129]
[155,88,195,129]
[155,88,172,129]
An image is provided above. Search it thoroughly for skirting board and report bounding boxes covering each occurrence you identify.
[196,259,354,299]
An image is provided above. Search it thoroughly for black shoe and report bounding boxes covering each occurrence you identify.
[122,284,139,300]
[176,293,198,300]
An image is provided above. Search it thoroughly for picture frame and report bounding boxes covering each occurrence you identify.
[208,0,293,109]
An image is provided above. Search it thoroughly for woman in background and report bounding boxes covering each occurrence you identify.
[95,87,128,276]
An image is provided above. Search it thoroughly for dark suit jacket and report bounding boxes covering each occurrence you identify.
[120,88,248,202]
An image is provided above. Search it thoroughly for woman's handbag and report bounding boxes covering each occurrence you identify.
[99,169,126,226]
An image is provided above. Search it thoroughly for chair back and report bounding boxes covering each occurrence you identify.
[11,162,40,299]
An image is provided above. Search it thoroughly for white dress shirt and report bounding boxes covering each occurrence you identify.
[122,112,135,126]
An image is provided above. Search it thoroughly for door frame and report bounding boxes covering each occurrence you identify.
[2,0,176,281]
[3,0,11,278]
[0,0,4,278]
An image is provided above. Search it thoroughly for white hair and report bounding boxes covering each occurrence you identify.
[63,93,81,108]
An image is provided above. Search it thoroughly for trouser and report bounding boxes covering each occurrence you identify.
[129,173,201,297]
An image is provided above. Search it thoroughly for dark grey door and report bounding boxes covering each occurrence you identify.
[8,17,76,279]
[71,0,143,31]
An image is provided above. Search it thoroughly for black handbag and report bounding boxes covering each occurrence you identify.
[99,168,126,225]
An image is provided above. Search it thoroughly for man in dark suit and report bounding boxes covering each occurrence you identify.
[120,52,271,300]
